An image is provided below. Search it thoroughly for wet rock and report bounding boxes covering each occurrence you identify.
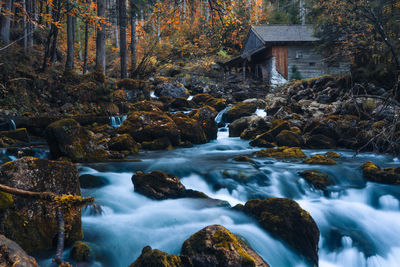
[118,111,180,146]
[361,161,400,185]
[171,113,207,144]
[181,224,269,267]
[108,134,139,154]
[223,102,258,123]
[45,118,109,162]
[0,234,39,267]
[249,120,290,147]
[131,100,163,112]
[299,170,332,190]
[141,137,173,150]
[303,154,337,165]
[236,198,319,265]
[275,130,303,147]
[189,106,218,141]
[131,171,208,200]
[155,81,189,98]
[229,115,269,138]
[79,174,109,189]
[129,246,189,267]
[253,147,306,159]
[233,155,256,164]
[305,134,336,149]
[325,151,340,158]
[170,97,194,110]
[70,241,91,262]
[0,128,29,143]
[192,93,227,112]
[0,157,82,253]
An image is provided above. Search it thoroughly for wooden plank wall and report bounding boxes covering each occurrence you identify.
[272,46,288,79]
[243,31,264,54]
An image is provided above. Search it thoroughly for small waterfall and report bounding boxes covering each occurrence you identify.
[150,91,158,99]
[110,115,127,128]
[10,119,16,130]
[255,108,267,118]
[187,95,194,100]
[215,106,231,124]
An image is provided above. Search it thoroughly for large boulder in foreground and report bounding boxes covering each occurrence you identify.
[131,171,207,200]
[181,224,269,267]
[361,161,400,184]
[0,234,39,267]
[223,102,258,123]
[129,246,189,267]
[45,118,109,162]
[235,198,319,266]
[0,157,82,253]
[118,111,180,146]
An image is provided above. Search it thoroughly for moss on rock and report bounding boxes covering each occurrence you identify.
[171,113,207,144]
[129,246,187,267]
[299,169,332,190]
[361,161,400,184]
[108,134,139,154]
[275,130,303,147]
[70,241,91,262]
[325,151,340,158]
[253,146,306,159]
[303,154,337,165]
[223,102,258,123]
[0,192,13,211]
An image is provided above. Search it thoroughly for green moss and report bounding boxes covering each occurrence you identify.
[299,169,332,190]
[361,161,400,184]
[129,246,184,267]
[254,146,306,159]
[70,241,91,262]
[0,192,13,210]
[233,155,256,164]
[303,154,337,165]
[325,151,340,158]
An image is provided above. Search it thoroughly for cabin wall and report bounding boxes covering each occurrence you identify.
[287,44,350,80]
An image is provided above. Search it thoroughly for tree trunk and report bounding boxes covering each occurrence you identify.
[25,0,34,51]
[65,0,74,70]
[96,0,106,73]
[130,1,137,77]
[118,0,127,78]
[83,21,89,74]
[0,0,12,44]
[50,0,61,63]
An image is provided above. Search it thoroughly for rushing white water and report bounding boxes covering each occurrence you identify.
[10,119,16,130]
[255,108,267,118]
[32,109,400,267]
[187,95,194,100]
[110,115,127,128]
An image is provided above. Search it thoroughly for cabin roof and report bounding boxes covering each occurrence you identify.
[251,25,319,43]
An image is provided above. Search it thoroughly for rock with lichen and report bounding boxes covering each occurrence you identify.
[303,154,336,165]
[181,224,269,267]
[0,234,39,267]
[299,169,332,190]
[235,198,319,266]
[361,161,400,184]
[0,157,82,253]
[253,146,306,159]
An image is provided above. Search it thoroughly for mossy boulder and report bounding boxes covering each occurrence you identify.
[233,156,256,165]
[253,147,306,159]
[275,130,303,147]
[117,78,150,102]
[170,97,194,110]
[70,241,91,262]
[131,171,208,200]
[0,234,39,267]
[237,198,319,265]
[361,161,400,184]
[118,111,180,146]
[45,118,109,162]
[305,134,336,149]
[0,128,30,143]
[131,100,163,112]
[223,102,258,123]
[155,81,189,98]
[303,154,336,165]
[181,225,269,267]
[249,121,290,147]
[192,93,227,112]
[141,137,173,150]
[129,246,189,267]
[325,151,340,158]
[0,192,13,211]
[299,170,332,190]
[189,106,218,141]
[171,113,207,144]
[229,115,270,138]
[108,134,139,154]
[0,157,82,253]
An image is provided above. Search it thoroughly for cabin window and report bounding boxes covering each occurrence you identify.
[309,62,316,67]
[296,51,303,59]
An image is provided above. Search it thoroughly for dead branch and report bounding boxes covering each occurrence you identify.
[53,208,65,265]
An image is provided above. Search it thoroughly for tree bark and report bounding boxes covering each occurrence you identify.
[65,0,75,70]
[96,0,106,73]
[130,0,137,77]
[83,20,89,74]
[118,0,127,78]
[0,0,12,44]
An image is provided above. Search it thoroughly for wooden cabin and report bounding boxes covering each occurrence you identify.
[225,25,349,86]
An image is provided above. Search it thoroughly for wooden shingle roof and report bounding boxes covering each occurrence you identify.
[251,25,319,43]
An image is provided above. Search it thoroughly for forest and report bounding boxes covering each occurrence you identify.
[0,0,399,267]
